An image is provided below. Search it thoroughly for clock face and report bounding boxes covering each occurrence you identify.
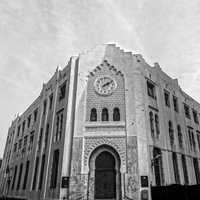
[94,76,117,96]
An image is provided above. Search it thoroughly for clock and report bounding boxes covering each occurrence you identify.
[94,76,117,96]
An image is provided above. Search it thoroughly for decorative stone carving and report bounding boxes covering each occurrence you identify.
[127,136,138,174]
[124,174,138,200]
[125,136,139,200]
[83,136,126,167]
[71,138,83,176]
[69,174,88,200]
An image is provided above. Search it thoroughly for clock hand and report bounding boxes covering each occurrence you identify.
[102,80,113,88]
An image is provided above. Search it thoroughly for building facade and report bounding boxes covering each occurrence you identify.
[0,44,200,200]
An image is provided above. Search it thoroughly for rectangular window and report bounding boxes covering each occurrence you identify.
[32,156,39,190]
[147,81,156,99]
[59,82,66,100]
[188,127,196,151]
[16,163,23,190]
[11,165,18,190]
[55,111,64,142]
[38,154,45,190]
[197,131,200,152]
[177,125,183,149]
[22,120,26,134]
[193,109,199,124]
[17,125,21,136]
[59,113,63,140]
[184,104,191,119]
[27,115,31,128]
[14,143,17,152]
[22,160,30,190]
[169,121,174,146]
[173,96,179,112]
[18,139,22,150]
[38,128,43,151]
[34,108,38,122]
[44,124,49,149]
[49,94,53,110]
[43,100,47,115]
[24,136,28,147]
[193,158,200,184]
[172,152,180,184]
[29,133,34,152]
[181,155,189,185]
[50,149,59,188]
[164,90,170,107]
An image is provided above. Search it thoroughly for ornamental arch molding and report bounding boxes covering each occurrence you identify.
[83,136,126,173]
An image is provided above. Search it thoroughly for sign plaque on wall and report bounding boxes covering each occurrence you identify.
[61,176,69,188]
[141,176,149,187]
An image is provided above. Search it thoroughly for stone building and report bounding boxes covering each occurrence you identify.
[0,159,2,170]
[0,44,200,200]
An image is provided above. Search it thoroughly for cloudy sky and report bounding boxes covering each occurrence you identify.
[0,0,200,157]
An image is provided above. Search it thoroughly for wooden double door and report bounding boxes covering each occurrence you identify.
[95,151,116,199]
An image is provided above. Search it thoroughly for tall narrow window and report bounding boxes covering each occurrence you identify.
[44,124,49,149]
[90,108,97,121]
[177,125,183,149]
[29,131,34,152]
[172,152,180,184]
[59,82,66,100]
[27,115,31,128]
[173,96,179,112]
[16,163,23,190]
[38,154,45,190]
[22,160,30,190]
[147,81,156,99]
[11,165,18,190]
[188,127,196,151]
[193,158,200,184]
[56,115,59,141]
[169,121,174,146]
[184,104,190,119]
[113,107,120,121]
[153,148,164,186]
[43,100,47,115]
[197,131,200,152]
[22,120,26,134]
[49,94,53,110]
[155,114,160,137]
[164,90,170,107]
[38,128,43,151]
[50,149,59,188]
[32,156,39,190]
[149,112,154,137]
[34,108,38,122]
[59,113,63,140]
[181,155,189,185]
[102,108,109,121]
[193,109,199,124]
[17,125,21,137]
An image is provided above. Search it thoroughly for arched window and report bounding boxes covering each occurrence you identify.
[153,148,164,186]
[90,108,97,121]
[102,108,109,121]
[169,121,174,146]
[155,114,160,137]
[149,112,154,137]
[113,107,120,121]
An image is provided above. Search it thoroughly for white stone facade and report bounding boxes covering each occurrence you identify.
[0,44,200,200]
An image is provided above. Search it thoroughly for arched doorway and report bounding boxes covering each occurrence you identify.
[88,145,121,200]
[95,151,116,199]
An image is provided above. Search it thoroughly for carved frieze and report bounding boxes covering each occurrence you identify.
[83,136,126,167]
